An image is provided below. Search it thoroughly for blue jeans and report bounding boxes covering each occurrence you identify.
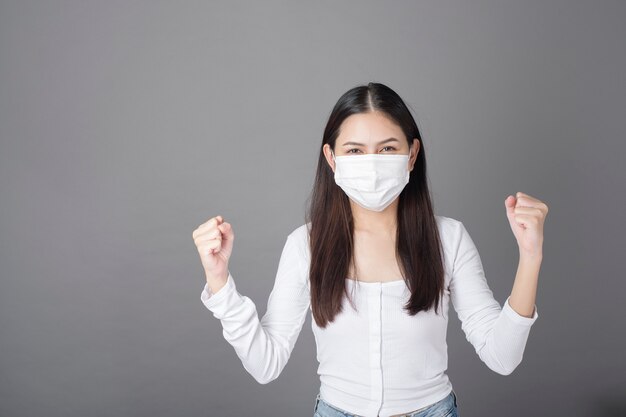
[313,390,459,417]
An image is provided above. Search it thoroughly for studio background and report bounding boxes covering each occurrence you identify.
[1,1,624,416]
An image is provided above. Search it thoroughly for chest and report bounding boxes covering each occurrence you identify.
[348,233,403,282]
[310,281,452,376]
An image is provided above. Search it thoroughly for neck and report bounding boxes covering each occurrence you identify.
[350,199,399,236]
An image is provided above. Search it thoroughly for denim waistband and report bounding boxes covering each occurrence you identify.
[313,389,458,417]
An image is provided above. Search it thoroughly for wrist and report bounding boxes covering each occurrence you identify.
[207,279,227,295]
[519,249,543,262]
[205,271,229,293]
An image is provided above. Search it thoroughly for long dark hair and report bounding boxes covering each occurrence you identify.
[304,82,445,328]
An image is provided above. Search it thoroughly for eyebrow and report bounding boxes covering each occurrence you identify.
[342,138,400,147]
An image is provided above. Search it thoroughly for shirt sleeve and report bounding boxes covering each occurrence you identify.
[449,220,539,375]
[200,231,310,384]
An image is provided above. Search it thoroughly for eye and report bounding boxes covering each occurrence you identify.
[345,146,396,154]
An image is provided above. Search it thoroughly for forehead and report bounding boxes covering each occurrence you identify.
[338,112,405,144]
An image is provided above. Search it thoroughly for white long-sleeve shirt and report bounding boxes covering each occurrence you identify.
[200,215,539,417]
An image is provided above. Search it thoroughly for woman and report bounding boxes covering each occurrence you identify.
[193,82,547,417]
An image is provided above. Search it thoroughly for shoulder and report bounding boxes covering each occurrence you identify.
[288,222,310,242]
[286,222,311,259]
[289,218,462,245]
[434,215,470,260]
[435,214,464,239]
[286,218,466,254]
[434,215,472,277]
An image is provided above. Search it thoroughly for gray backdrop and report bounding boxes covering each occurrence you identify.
[1,1,624,416]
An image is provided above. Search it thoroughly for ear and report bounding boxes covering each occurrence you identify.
[323,144,336,173]
[409,138,420,171]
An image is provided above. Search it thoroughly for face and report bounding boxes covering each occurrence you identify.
[324,111,420,173]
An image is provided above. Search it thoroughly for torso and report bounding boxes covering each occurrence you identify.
[347,230,404,283]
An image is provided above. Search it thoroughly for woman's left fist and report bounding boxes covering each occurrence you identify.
[505,191,548,256]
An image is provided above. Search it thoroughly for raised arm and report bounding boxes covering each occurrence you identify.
[200,230,311,384]
[449,220,539,375]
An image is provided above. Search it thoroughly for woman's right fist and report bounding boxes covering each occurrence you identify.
[192,215,234,291]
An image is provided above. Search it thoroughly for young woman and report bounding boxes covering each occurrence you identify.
[193,82,547,417]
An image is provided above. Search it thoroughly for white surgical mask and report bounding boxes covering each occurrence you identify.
[331,150,410,212]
